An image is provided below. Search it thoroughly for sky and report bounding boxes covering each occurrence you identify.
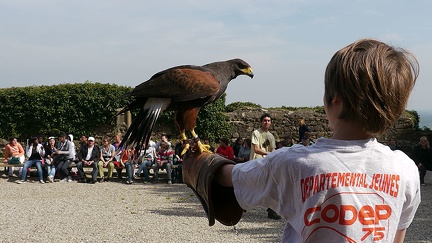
[1,0,431,112]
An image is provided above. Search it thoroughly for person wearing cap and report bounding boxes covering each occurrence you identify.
[76,136,100,183]
[53,132,75,182]
[44,137,57,183]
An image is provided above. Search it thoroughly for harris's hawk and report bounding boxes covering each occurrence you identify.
[119,58,254,154]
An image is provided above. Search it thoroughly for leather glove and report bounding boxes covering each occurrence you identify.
[182,145,244,226]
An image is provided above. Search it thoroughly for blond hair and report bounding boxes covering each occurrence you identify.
[324,39,419,135]
[419,136,430,149]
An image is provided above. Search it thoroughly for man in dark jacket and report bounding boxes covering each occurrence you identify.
[77,136,100,183]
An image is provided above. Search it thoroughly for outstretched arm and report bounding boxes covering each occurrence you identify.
[393,229,406,243]
[214,164,234,187]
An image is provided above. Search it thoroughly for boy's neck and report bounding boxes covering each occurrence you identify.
[331,120,372,140]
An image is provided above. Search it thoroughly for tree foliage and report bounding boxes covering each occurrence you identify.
[406,110,420,130]
[195,94,232,142]
[225,101,261,112]
[158,94,232,143]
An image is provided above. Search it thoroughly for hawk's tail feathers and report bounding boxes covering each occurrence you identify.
[120,98,170,154]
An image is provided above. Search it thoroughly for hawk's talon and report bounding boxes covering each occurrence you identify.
[197,141,212,154]
[181,143,190,156]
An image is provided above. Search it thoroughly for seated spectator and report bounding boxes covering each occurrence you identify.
[280,133,295,147]
[234,138,251,163]
[276,141,284,149]
[201,137,214,153]
[153,141,173,184]
[76,136,100,183]
[53,132,75,182]
[300,136,314,146]
[44,137,57,183]
[120,148,135,184]
[148,138,157,150]
[98,137,116,182]
[68,134,77,162]
[216,138,234,160]
[3,137,25,177]
[79,135,88,149]
[112,133,122,150]
[17,137,45,184]
[135,143,156,184]
[37,134,46,147]
[172,139,191,183]
[111,133,125,179]
[232,137,244,158]
[411,136,432,185]
[156,133,172,151]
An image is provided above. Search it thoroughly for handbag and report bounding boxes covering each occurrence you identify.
[8,156,21,164]
[45,158,53,165]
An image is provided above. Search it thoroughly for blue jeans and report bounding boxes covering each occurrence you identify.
[46,164,56,178]
[76,161,98,181]
[125,161,134,182]
[21,160,43,181]
[153,162,172,180]
[172,163,182,182]
[135,160,152,181]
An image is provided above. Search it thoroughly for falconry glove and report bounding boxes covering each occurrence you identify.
[182,146,244,226]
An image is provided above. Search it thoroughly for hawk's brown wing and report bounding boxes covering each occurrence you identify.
[129,67,220,102]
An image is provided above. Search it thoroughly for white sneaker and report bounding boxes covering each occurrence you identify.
[168,180,172,184]
[16,180,25,184]
[39,180,45,184]
[59,178,68,182]
[67,176,73,182]
[47,176,54,183]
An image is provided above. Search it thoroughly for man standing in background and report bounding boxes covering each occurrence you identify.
[249,113,280,220]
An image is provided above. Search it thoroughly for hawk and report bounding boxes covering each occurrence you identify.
[119,58,254,154]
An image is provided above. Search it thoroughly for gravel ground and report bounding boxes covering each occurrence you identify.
[0,169,430,243]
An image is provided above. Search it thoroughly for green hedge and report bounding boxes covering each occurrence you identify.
[0,82,132,139]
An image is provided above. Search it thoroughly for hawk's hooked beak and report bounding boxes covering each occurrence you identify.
[241,67,254,78]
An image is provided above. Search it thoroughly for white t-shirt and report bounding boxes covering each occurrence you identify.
[250,128,276,160]
[232,137,420,242]
[85,146,94,161]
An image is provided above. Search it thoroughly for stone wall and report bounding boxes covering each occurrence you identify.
[226,108,330,142]
[225,107,429,156]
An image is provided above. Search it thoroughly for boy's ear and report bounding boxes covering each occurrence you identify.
[330,93,344,115]
[331,93,342,105]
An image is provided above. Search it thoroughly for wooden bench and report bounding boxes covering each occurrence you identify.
[1,162,178,175]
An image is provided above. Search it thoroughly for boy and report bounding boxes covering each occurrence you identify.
[183,39,420,242]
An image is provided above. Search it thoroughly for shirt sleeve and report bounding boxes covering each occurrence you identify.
[18,144,25,157]
[251,130,260,145]
[397,164,421,230]
[232,155,280,211]
[4,145,11,160]
[228,147,234,160]
[25,145,32,158]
